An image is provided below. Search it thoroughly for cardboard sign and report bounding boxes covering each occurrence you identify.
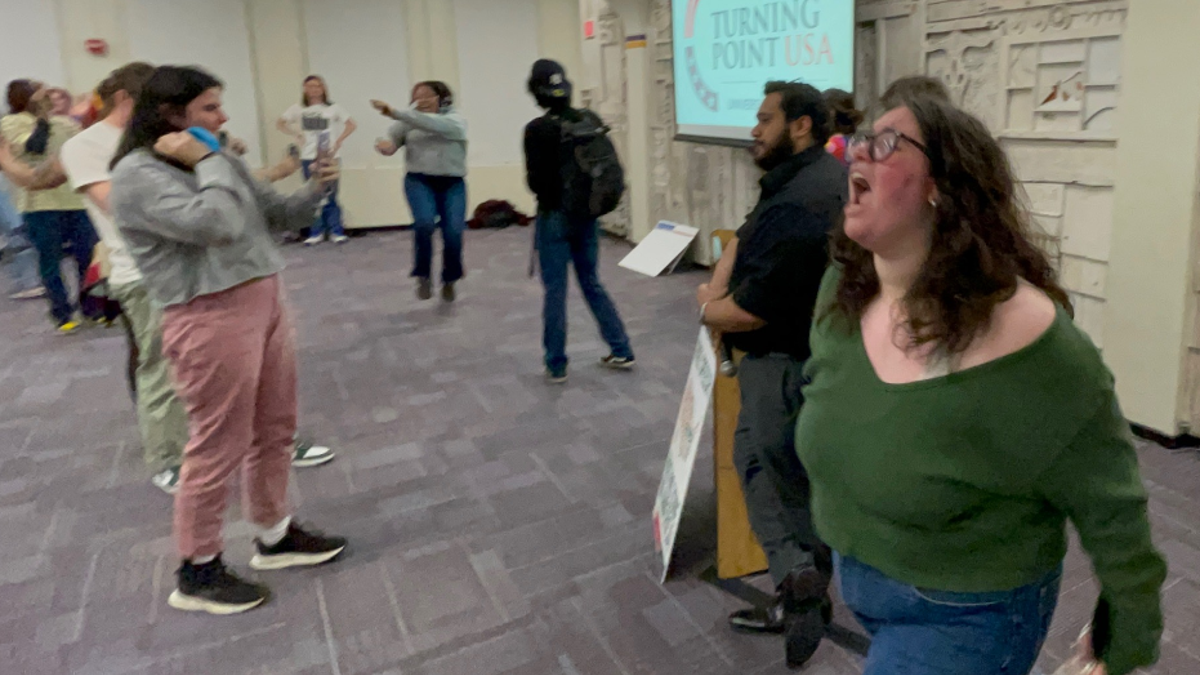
[619,221,699,277]
[653,328,718,583]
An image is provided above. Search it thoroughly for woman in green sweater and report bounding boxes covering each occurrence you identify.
[796,96,1166,675]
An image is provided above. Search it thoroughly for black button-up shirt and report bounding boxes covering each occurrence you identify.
[725,144,848,359]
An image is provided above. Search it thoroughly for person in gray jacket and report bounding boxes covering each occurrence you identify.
[372,82,468,302]
[110,66,346,616]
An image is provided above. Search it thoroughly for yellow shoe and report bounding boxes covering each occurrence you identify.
[56,320,81,335]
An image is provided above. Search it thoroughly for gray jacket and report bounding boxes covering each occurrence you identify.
[110,149,321,307]
[387,106,468,177]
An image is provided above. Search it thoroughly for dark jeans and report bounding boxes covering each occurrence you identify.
[536,210,633,373]
[837,554,1061,675]
[734,354,831,589]
[301,159,344,238]
[404,173,465,283]
[23,209,98,324]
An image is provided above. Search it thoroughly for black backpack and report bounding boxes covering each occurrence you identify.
[554,109,625,219]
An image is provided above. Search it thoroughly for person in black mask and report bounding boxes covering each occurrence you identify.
[523,59,634,384]
[695,81,847,669]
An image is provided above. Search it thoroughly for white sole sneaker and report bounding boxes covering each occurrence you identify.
[167,589,265,615]
[292,444,336,468]
[249,545,346,571]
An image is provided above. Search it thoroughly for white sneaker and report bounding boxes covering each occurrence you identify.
[331,234,348,244]
[293,439,335,467]
[152,466,181,495]
[304,235,324,246]
[9,287,45,300]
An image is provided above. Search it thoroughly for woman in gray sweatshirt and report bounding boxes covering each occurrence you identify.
[110,66,346,616]
[372,81,468,302]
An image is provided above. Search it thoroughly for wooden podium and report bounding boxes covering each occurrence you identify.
[711,229,769,579]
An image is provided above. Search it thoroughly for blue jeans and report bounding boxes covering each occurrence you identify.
[24,210,98,324]
[404,173,465,283]
[301,160,344,238]
[837,554,1061,675]
[536,211,633,373]
[0,178,39,293]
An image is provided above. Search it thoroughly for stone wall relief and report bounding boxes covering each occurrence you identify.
[998,27,1122,138]
[974,2,1128,138]
[925,29,1000,129]
[591,3,632,237]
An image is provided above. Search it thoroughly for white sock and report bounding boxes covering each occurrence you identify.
[260,516,292,546]
[193,554,217,565]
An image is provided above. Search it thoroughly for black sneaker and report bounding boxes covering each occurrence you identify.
[416,277,433,300]
[442,282,456,302]
[250,522,346,570]
[599,354,636,370]
[168,556,269,615]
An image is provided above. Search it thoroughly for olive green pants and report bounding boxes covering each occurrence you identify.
[109,281,189,472]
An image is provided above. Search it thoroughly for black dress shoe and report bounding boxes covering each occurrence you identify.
[728,600,785,634]
[780,567,830,670]
[784,603,826,669]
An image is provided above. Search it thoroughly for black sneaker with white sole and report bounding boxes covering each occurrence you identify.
[168,556,269,615]
[250,522,347,570]
[292,439,335,467]
[599,354,636,370]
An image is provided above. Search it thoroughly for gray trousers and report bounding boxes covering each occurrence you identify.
[734,354,831,589]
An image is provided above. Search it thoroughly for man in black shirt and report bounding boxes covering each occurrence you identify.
[697,81,847,669]
[523,60,634,384]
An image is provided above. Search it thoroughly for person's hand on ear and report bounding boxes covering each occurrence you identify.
[154,132,214,167]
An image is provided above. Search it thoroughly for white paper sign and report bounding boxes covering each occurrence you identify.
[619,221,700,277]
[652,328,718,583]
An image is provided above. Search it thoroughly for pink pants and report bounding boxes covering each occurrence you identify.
[162,275,297,560]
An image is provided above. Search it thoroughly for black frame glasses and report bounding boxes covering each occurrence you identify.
[847,129,931,163]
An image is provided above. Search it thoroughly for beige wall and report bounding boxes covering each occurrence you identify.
[48,0,581,225]
[1105,0,1200,433]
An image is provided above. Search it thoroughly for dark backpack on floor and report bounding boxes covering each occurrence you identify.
[555,109,625,219]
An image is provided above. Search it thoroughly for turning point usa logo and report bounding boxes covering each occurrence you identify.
[683,0,839,112]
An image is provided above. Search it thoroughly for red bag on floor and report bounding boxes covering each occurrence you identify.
[467,200,532,230]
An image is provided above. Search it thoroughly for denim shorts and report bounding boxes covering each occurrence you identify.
[836,554,1061,675]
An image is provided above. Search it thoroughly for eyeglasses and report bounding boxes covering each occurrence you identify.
[847,129,931,163]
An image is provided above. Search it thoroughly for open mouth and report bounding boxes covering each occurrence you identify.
[849,171,871,205]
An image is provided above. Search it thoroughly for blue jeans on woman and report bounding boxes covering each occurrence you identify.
[301,160,344,239]
[23,210,98,325]
[536,211,633,374]
[404,173,465,283]
[836,554,1061,675]
[0,179,39,294]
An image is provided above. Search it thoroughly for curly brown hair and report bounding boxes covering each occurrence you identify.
[830,95,1071,354]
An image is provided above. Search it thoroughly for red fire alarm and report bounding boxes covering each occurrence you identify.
[85,39,109,57]
[584,20,595,39]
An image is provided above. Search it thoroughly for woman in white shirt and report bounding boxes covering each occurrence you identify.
[277,75,356,245]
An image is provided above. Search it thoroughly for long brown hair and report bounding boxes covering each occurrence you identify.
[830,95,1070,355]
[302,75,330,105]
